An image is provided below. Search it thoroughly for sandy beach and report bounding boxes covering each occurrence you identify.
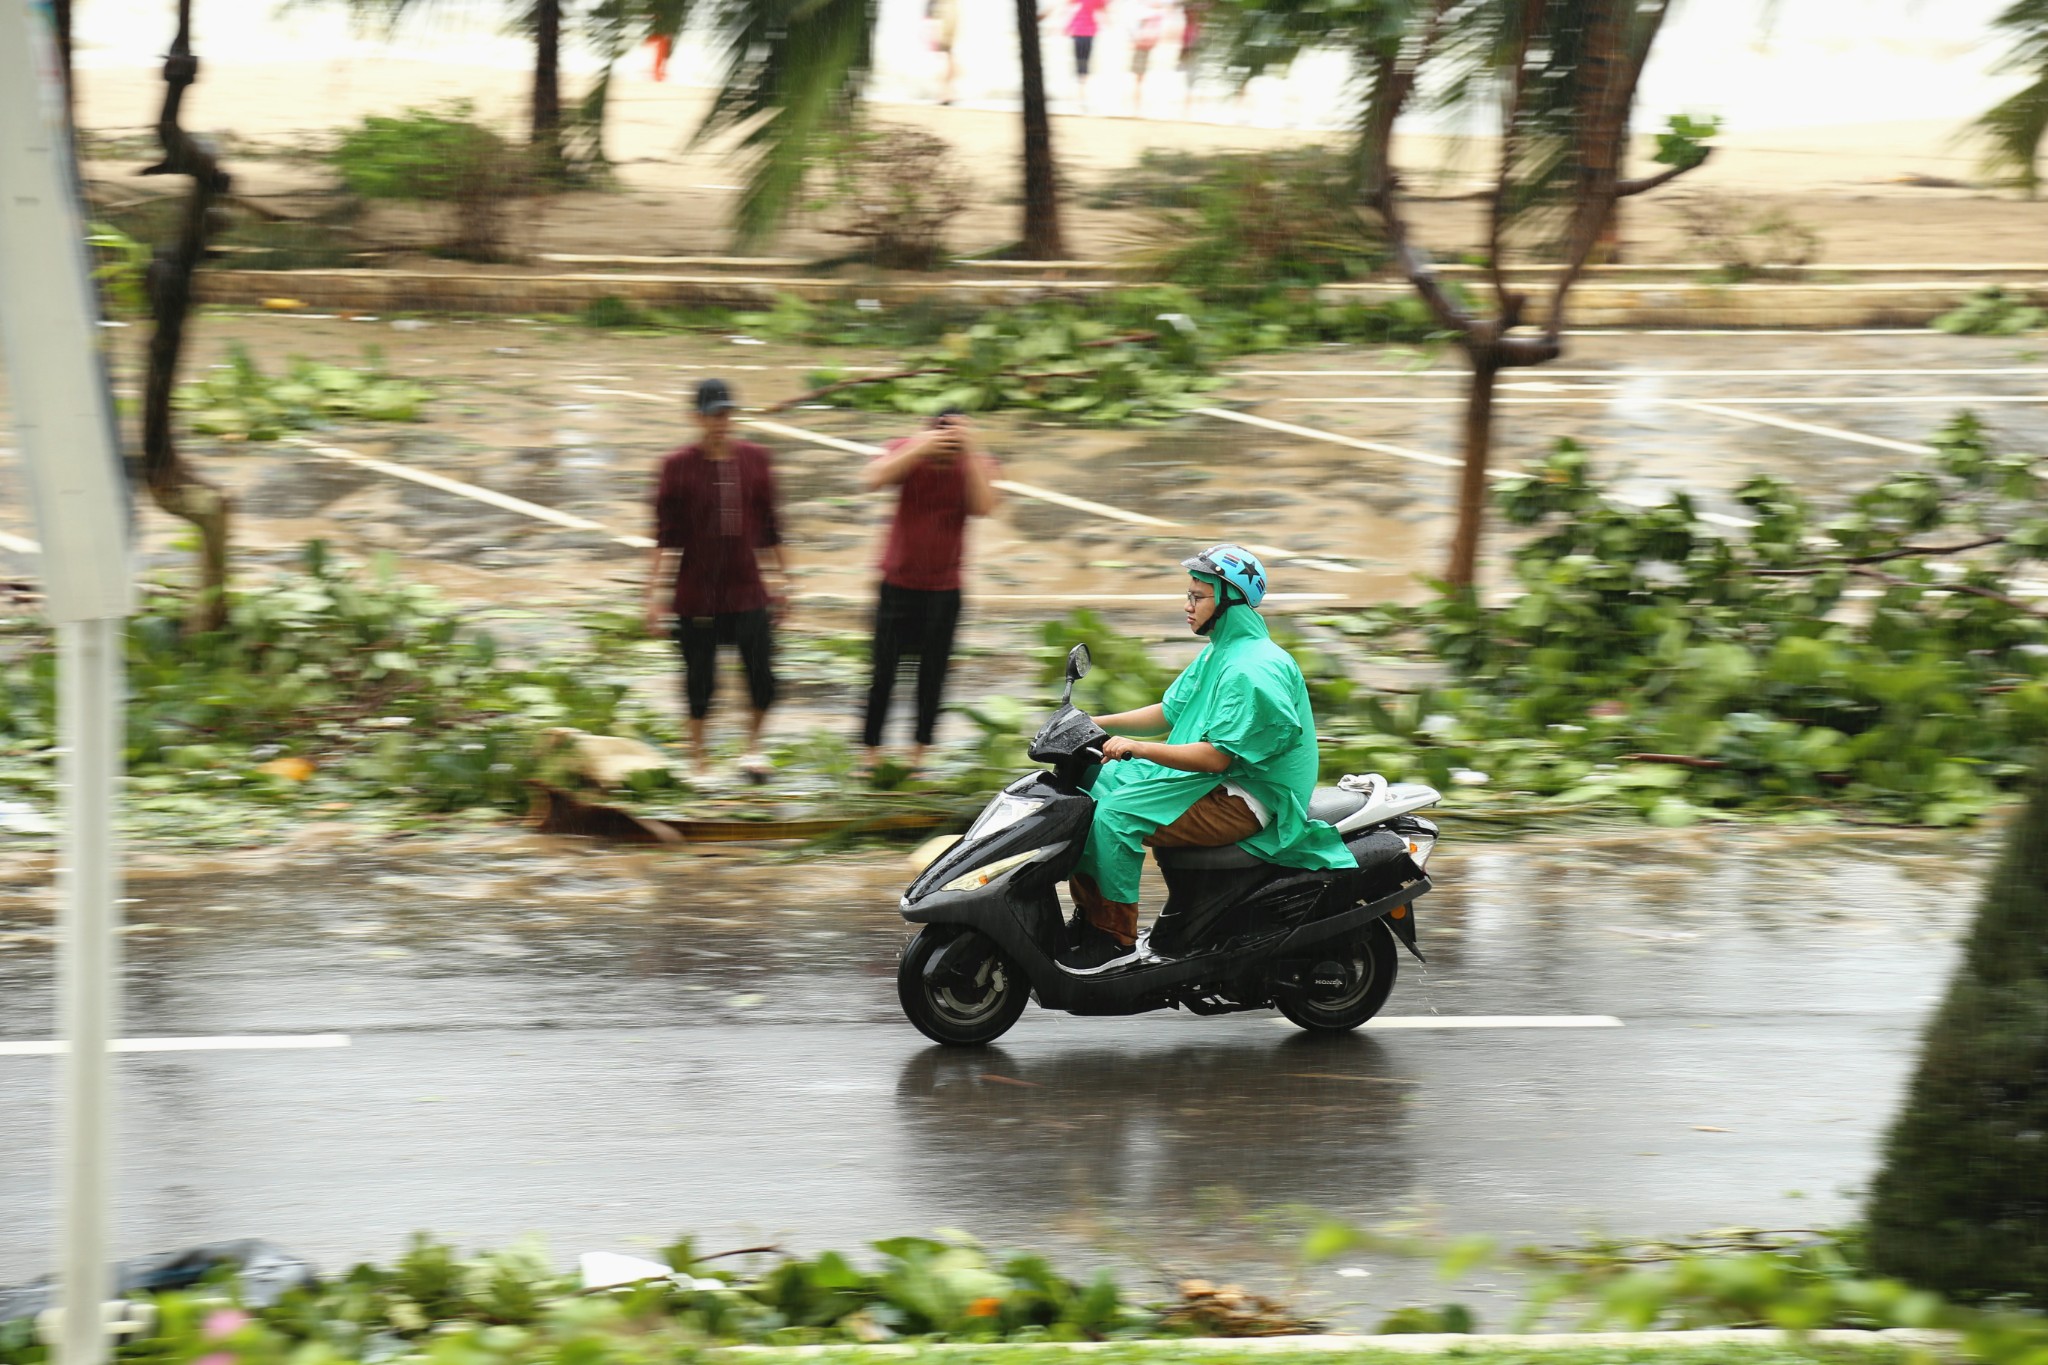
[64,3,2048,270]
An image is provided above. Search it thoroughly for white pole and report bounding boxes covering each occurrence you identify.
[0,4,136,1363]
[56,619,122,1365]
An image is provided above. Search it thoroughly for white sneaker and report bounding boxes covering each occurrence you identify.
[738,752,773,785]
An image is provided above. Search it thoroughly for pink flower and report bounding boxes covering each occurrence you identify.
[202,1309,250,1340]
[196,1352,234,1365]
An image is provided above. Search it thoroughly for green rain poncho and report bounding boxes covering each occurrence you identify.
[1074,604,1355,904]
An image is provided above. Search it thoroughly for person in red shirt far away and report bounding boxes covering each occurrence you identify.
[644,378,790,783]
[859,409,998,779]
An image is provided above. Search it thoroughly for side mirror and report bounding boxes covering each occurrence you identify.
[1058,643,1092,707]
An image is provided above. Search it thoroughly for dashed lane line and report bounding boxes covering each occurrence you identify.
[0,1033,352,1057]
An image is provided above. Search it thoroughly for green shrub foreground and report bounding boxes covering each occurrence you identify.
[1867,758,2048,1303]
[0,544,662,841]
[3,1223,2045,1365]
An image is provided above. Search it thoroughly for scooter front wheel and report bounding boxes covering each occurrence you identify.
[897,925,1029,1047]
[1274,920,1400,1034]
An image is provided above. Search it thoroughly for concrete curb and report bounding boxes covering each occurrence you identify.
[193,267,2029,328]
[720,1328,1957,1355]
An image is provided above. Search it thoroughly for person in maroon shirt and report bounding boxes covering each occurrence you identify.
[859,410,998,776]
[644,379,790,781]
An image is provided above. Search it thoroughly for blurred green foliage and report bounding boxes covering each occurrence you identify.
[176,344,430,440]
[1934,285,2048,336]
[0,545,669,836]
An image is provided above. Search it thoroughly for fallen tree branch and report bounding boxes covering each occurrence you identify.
[1850,563,2048,618]
[1849,534,2006,565]
[1622,753,1727,770]
[1616,149,1713,199]
[764,331,1163,412]
[765,365,952,411]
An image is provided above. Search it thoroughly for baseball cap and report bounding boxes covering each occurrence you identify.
[694,378,738,415]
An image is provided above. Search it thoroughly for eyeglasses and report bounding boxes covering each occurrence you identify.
[1185,590,1214,606]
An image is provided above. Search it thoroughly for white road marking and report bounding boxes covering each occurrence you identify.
[994,479,1180,529]
[0,1033,352,1057]
[1198,407,1760,530]
[1561,328,1917,337]
[1230,367,2048,379]
[1361,1015,1625,1031]
[285,438,658,550]
[1668,401,1937,455]
[1194,407,1462,468]
[1277,394,2048,405]
[747,417,1370,561]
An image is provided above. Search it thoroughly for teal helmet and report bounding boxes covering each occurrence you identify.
[1181,543,1269,610]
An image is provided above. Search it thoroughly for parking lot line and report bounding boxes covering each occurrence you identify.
[286,437,658,549]
[1194,407,1462,468]
[1668,401,1937,455]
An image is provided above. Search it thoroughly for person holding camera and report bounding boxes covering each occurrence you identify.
[859,410,999,778]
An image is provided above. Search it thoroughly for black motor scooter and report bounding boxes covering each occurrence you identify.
[896,645,1441,1046]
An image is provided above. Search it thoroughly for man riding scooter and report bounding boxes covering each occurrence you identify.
[1062,545,1358,974]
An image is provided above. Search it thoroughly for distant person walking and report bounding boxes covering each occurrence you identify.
[926,0,960,104]
[859,411,998,777]
[645,378,789,783]
[1046,0,1111,111]
[1128,0,1169,115]
[1177,0,1207,116]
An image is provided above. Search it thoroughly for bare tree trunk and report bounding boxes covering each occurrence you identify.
[1016,0,1065,258]
[142,0,232,632]
[1447,347,1499,591]
[532,0,562,176]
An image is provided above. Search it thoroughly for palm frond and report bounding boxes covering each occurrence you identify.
[1973,74,2048,195]
[692,0,875,249]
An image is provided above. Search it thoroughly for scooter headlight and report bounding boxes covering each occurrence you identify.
[940,849,1043,894]
[967,792,1043,842]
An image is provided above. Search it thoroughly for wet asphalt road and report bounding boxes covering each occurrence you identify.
[0,827,1982,1308]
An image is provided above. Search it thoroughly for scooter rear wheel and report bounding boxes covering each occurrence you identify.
[897,925,1029,1046]
[1274,920,1400,1034]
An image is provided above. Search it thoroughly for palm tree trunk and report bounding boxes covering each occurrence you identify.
[1445,348,1499,591]
[1015,0,1065,258]
[52,0,76,131]
[532,0,562,175]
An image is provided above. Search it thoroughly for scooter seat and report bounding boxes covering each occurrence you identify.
[1154,788,1370,872]
[1307,787,1369,825]
[1154,841,1265,871]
